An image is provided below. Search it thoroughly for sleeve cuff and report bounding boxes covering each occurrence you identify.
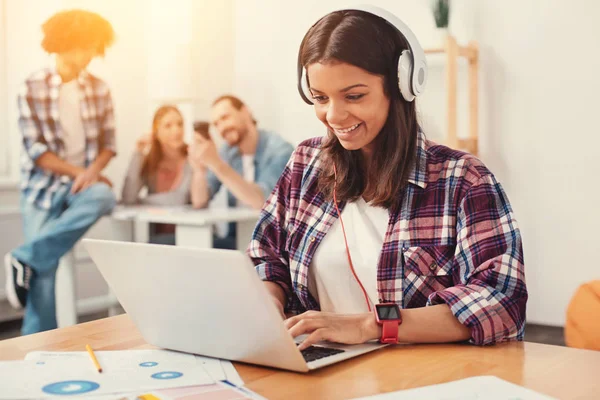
[255,263,295,311]
[103,146,117,156]
[101,129,117,154]
[428,285,516,346]
[28,142,49,162]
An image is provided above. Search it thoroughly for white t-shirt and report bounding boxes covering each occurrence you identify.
[58,80,86,167]
[215,154,256,238]
[308,198,389,314]
[241,154,255,182]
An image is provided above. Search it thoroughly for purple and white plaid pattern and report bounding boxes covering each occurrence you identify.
[18,68,116,209]
[248,132,527,345]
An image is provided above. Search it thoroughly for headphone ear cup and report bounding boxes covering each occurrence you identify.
[300,67,314,105]
[397,50,415,102]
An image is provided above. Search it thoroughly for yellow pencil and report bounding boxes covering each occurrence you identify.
[85,344,103,373]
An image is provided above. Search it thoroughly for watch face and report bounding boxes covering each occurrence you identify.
[376,304,400,320]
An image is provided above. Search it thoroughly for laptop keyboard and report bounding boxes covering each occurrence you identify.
[299,345,345,362]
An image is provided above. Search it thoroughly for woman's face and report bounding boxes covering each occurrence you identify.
[155,110,185,151]
[307,61,390,156]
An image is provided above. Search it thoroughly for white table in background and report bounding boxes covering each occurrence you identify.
[111,206,261,250]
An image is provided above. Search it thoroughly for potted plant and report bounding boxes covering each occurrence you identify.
[431,0,450,47]
[432,0,450,29]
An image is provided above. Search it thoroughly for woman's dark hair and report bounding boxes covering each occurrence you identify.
[299,10,421,208]
[41,9,115,55]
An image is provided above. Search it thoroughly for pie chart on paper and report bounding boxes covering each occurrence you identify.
[139,361,159,367]
[42,380,100,395]
[151,371,184,380]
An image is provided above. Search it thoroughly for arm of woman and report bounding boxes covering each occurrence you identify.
[121,152,145,205]
[425,173,527,345]
[287,172,527,349]
[189,168,211,209]
[286,304,471,350]
[248,148,304,316]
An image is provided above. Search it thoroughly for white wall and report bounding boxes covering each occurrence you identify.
[0,1,8,179]
[232,0,600,326]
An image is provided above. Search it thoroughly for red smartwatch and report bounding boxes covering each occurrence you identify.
[375,303,402,344]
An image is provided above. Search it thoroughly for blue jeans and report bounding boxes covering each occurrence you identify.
[149,232,176,246]
[11,183,116,335]
[213,235,237,250]
[148,232,235,248]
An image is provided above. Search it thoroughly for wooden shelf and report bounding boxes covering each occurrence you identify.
[425,36,479,156]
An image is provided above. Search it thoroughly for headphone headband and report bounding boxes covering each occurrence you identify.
[297,4,427,103]
[345,5,427,96]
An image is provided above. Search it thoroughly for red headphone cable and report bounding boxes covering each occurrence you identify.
[332,164,372,312]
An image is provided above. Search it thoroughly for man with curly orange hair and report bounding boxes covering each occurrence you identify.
[4,9,118,335]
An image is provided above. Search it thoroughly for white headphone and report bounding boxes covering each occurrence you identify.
[297,5,427,104]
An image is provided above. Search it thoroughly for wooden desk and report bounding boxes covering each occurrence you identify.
[1,315,599,400]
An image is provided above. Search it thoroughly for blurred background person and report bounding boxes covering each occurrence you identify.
[188,95,294,249]
[122,105,196,245]
[4,9,117,335]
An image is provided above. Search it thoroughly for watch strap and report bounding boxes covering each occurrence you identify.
[380,320,399,344]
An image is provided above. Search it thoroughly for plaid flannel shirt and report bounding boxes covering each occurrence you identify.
[248,132,527,345]
[18,68,116,209]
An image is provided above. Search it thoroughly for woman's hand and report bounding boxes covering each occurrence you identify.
[136,132,152,154]
[284,311,381,350]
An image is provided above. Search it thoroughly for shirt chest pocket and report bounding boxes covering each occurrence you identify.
[402,245,456,277]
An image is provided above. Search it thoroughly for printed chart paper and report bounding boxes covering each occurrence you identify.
[0,350,214,399]
[352,376,556,400]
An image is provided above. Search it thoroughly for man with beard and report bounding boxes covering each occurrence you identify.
[188,95,294,249]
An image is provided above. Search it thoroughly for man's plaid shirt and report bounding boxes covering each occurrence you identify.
[18,68,116,209]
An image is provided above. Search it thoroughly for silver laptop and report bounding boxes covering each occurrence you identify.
[83,239,386,372]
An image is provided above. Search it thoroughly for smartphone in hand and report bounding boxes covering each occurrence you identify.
[193,121,211,140]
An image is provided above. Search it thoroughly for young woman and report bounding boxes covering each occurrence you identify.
[249,7,527,350]
[122,105,194,244]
